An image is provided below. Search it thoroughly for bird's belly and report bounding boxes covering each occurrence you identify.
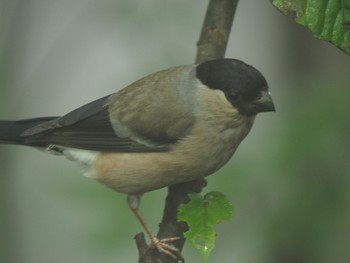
[91,127,249,194]
[91,150,231,195]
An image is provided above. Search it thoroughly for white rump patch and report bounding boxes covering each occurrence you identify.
[45,145,98,178]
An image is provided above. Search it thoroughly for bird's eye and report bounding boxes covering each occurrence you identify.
[228,91,239,101]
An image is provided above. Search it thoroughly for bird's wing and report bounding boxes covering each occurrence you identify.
[22,65,197,152]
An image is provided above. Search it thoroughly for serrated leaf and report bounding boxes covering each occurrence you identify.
[178,191,233,263]
[271,0,350,55]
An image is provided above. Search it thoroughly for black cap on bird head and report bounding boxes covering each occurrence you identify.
[196,58,275,115]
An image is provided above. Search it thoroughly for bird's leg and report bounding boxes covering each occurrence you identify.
[127,195,184,261]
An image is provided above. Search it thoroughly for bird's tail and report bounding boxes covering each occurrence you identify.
[0,117,56,145]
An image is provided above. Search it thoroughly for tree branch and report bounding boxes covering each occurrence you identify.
[136,0,239,262]
[196,0,239,63]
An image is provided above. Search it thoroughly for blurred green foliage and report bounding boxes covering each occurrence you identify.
[262,78,350,263]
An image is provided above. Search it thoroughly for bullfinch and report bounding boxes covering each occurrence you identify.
[0,58,275,259]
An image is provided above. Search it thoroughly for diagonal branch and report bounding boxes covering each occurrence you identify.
[135,0,239,262]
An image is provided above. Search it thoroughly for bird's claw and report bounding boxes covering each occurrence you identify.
[150,237,184,262]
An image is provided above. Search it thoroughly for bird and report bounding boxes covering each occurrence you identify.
[0,58,275,259]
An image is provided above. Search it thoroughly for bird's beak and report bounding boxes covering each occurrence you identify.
[253,90,275,113]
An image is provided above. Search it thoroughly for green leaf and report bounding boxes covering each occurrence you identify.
[178,191,233,263]
[271,0,350,55]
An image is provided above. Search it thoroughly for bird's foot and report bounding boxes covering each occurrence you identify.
[150,236,184,262]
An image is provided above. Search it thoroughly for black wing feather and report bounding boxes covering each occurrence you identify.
[22,96,171,152]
